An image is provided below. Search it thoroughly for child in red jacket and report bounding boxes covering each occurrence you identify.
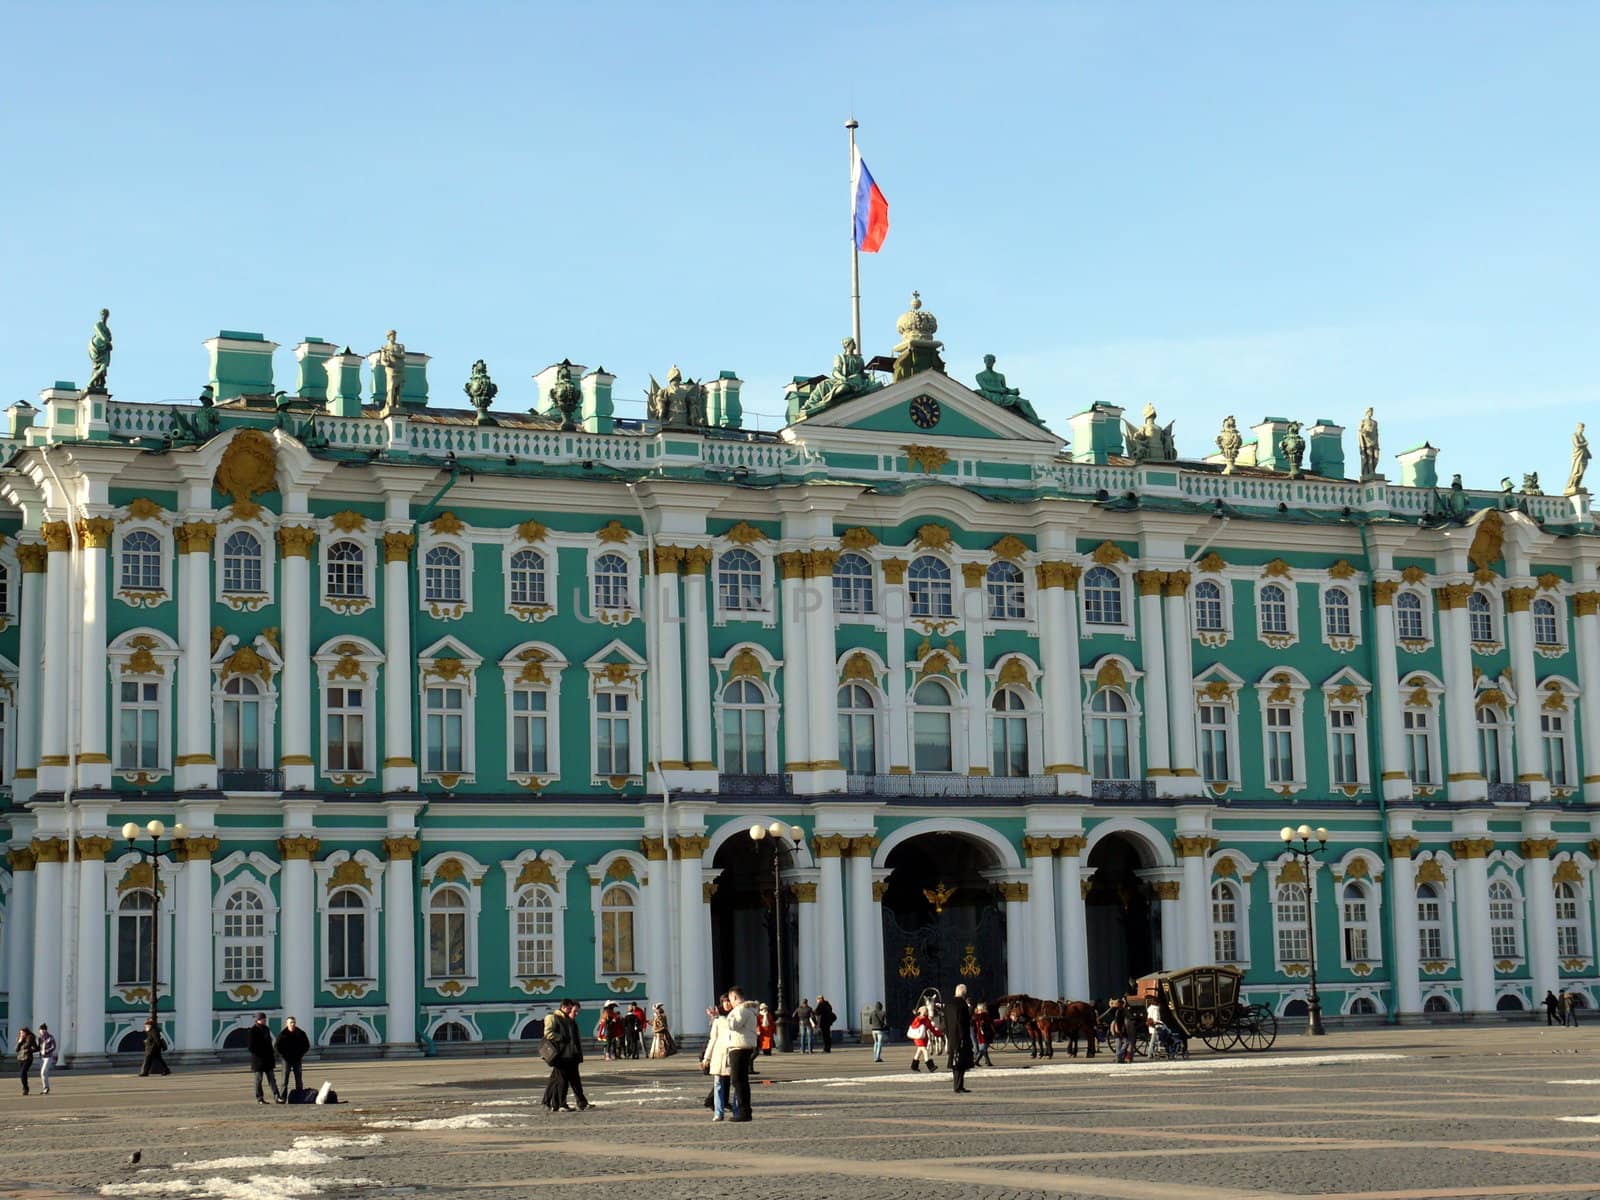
[909,1006,940,1072]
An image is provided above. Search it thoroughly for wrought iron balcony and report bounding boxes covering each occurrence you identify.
[845,773,1057,798]
[218,769,284,793]
[1487,782,1531,804]
[1090,779,1158,802]
[719,773,791,796]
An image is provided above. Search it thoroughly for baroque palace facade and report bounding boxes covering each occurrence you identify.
[2,297,1600,1061]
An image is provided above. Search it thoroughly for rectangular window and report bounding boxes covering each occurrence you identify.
[424,685,465,774]
[1404,710,1433,784]
[1276,922,1309,964]
[118,680,162,770]
[326,685,365,773]
[1543,713,1569,786]
[1199,703,1230,784]
[329,913,365,980]
[1214,927,1238,963]
[1266,706,1295,783]
[1090,718,1131,781]
[1329,708,1359,787]
[512,689,549,775]
[596,691,631,776]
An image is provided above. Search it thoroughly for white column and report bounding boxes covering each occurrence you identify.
[1163,573,1198,781]
[1136,571,1171,779]
[1454,841,1495,1013]
[13,549,45,804]
[37,525,72,791]
[681,554,714,772]
[1004,884,1029,995]
[675,836,712,1033]
[381,530,417,791]
[176,520,217,791]
[815,838,849,1020]
[642,842,673,1014]
[883,561,911,773]
[175,840,216,1051]
[845,841,879,1017]
[1025,838,1060,998]
[1522,837,1560,1000]
[72,840,108,1058]
[1574,593,1600,803]
[1156,881,1183,970]
[652,550,685,771]
[804,552,843,788]
[31,838,64,1033]
[5,853,35,1032]
[1177,841,1211,971]
[1386,838,1422,1015]
[277,836,319,1028]
[1372,583,1411,801]
[796,888,821,1009]
[1037,565,1086,794]
[778,555,811,772]
[1506,587,1549,801]
[383,836,417,1046]
[76,519,114,789]
[1438,585,1485,801]
[962,563,990,775]
[278,527,315,790]
[1056,840,1089,1000]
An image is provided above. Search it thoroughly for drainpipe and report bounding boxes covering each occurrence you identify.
[1355,517,1401,1025]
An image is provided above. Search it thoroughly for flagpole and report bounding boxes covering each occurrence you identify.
[847,117,862,351]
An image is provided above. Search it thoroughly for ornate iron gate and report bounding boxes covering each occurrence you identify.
[883,899,1006,1027]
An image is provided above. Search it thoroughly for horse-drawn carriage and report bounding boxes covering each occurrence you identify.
[1129,964,1277,1053]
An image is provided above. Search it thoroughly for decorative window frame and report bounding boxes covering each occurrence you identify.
[313,636,383,787]
[1552,853,1593,969]
[836,650,889,775]
[587,527,640,626]
[1254,568,1299,650]
[1401,672,1446,794]
[1080,654,1144,781]
[1192,665,1244,796]
[318,511,377,616]
[908,650,968,775]
[1190,575,1232,647]
[318,1013,382,1047]
[1331,850,1384,974]
[503,526,560,623]
[1206,853,1255,969]
[1538,676,1581,795]
[831,550,881,626]
[500,848,574,996]
[423,1010,483,1043]
[210,633,282,776]
[1342,988,1387,1016]
[1532,587,1569,657]
[213,512,276,612]
[713,643,781,776]
[418,515,473,620]
[587,639,646,786]
[1265,854,1320,977]
[106,852,178,1002]
[1474,690,1512,784]
[1255,667,1310,796]
[981,558,1033,627]
[588,849,648,989]
[712,541,775,627]
[1321,669,1372,797]
[314,850,386,998]
[905,551,958,634]
[211,851,280,1003]
[1079,558,1135,640]
[417,635,482,788]
[985,653,1042,776]
[1394,580,1433,653]
[106,629,178,784]
[499,640,567,791]
[421,851,488,996]
[114,502,174,609]
[1412,851,1457,969]
[1467,587,1502,652]
[1485,859,1526,969]
[1319,580,1362,653]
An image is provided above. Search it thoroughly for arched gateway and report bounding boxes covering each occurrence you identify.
[1084,832,1164,1002]
[880,831,1008,1023]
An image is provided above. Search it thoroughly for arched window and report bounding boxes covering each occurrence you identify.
[1416,883,1445,960]
[600,884,636,975]
[1468,591,1494,643]
[1211,880,1243,963]
[221,530,263,594]
[1193,580,1225,632]
[1083,566,1123,626]
[1556,881,1584,958]
[1323,587,1352,638]
[327,888,367,981]
[911,678,955,773]
[1349,996,1378,1015]
[508,549,546,607]
[990,687,1029,777]
[1259,584,1290,635]
[1495,993,1525,1012]
[837,684,877,775]
[329,1023,370,1045]
[1395,592,1425,640]
[326,539,366,599]
[1543,708,1571,787]
[121,530,162,591]
[515,887,557,978]
[1488,879,1520,959]
[1422,994,1452,1013]
[1477,707,1505,785]
[423,545,463,603]
[221,889,266,983]
[220,676,261,769]
[593,552,630,611]
[832,552,875,615]
[116,891,155,986]
[1275,882,1310,965]
[1342,881,1374,963]
[985,561,1026,621]
[1088,689,1132,781]
[428,887,469,979]
[720,678,768,775]
[1533,598,1561,646]
[908,556,953,618]
[717,548,763,613]
[433,1021,471,1042]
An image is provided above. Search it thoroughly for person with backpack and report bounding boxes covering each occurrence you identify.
[275,1016,310,1099]
[814,995,837,1052]
[15,1026,37,1096]
[37,1024,57,1095]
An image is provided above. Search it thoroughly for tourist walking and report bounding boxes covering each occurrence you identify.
[247,1012,282,1104]
[596,1002,624,1061]
[649,1003,677,1058]
[15,1026,37,1096]
[947,984,975,1094]
[139,1019,171,1077]
[909,1006,939,1072]
[793,998,815,1053]
[866,1001,886,1062]
[756,1004,776,1055]
[702,997,737,1120]
[275,1016,310,1097]
[1109,999,1135,1063]
[1563,992,1582,1027]
[542,999,590,1112]
[37,1024,57,1095]
[814,995,837,1052]
[724,986,759,1121]
[973,1003,994,1067]
[1545,990,1563,1026]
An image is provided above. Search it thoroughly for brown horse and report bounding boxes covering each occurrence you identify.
[997,995,1099,1058]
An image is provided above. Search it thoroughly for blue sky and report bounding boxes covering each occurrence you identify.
[3,2,1596,488]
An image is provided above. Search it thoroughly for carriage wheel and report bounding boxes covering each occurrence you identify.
[1200,1026,1239,1052]
[1008,1022,1031,1051]
[1237,1005,1278,1052]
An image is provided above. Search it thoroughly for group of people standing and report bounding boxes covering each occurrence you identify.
[1546,990,1586,1027]
[787,995,838,1053]
[12,1024,56,1095]
[593,1000,676,1061]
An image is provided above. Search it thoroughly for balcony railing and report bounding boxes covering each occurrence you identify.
[218,768,284,792]
[1090,780,1158,802]
[718,773,792,796]
[846,773,1057,798]
[1487,782,1532,805]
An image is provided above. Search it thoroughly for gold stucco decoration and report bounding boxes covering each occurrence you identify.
[122,634,165,676]
[214,428,278,504]
[1333,684,1362,705]
[726,647,765,681]
[1196,552,1226,573]
[1475,687,1507,710]
[1262,559,1292,578]
[222,644,275,683]
[902,444,949,473]
[596,520,631,544]
[1266,672,1296,704]
[1543,682,1569,712]
[991,534,1029,561]
[117,860,164,896]
[839,527,879,551]
[1555,860,1584,884]
[330,510,368,533]
[1277,860,1306,884]
[1538,571,1563,591]
[432,858,467,883]
[596,662,636,686]
[1328,560,1357,579]
[515,858,557,889]
[840,652,878,684]
[1200,679,1231,702]
[1467,509,1506,573]
[995,657,1031,689]
[329,654,368,683]
[1401,565,1428,584]
[917,650,955,681]
[605,858,634,882]
[329,859,371,889]
[427,656,470,683]
[913,524,953,551]
[430,511,466,535]
[126,497,165,521]
[514,519,547,543]
[1415,859,1447,884]
[724,521,766,546]
[1344,857,1371,880]
[1091,541,1129,566]
[383,531,415,562]
[1095,660,1128,691]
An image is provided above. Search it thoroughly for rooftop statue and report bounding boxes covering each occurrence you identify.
[1279,421,1306,478]
[86,308,113,393]
[974,354,1042,425]
[465,359,499,426]
[547,359,581,431]
[1358,407,1380,479]
[1216,415,1242,474]
[1523,472,1543,496]
[891,291,946,381]
[1123,403,1176,464]
[379,329,406,415]
[1442,474,1469,522]
[802,336,879,415]
[646,364,707,429]
[1567,422,1590,496]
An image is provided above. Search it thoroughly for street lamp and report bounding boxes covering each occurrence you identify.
[749,821,804,1052]
[1279,823,1330,1036]
[122,819,185,1043]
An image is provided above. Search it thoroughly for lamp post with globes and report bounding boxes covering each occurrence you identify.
[122,819,185,1040]
[1279,823,1329,1036]
[749,821,804,1052]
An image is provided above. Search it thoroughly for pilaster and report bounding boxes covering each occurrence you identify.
[1386,832,1423,1016]
[76,515,114,788]
[882,558,911,773]
[13,543,45,805]
[680,547,715,778]
[812,833,850,1020]
[37,521,72,791]
[1436,582,1485,801]
[1504,585,1549,800]
[961,561,990,776]
[1449,831,1496,1012]
[5,843,36,1032]
[672,832,712,1033]
[277,830,321,1029]
[1135,570,1172,783]
[844,835,881,1016]
[1052,833,1089,999]
[30,835,66,1039]
[381,528,418,791]
[1022,835,1061,998]
[1035,561,1086,795]
[382,825,421,1047]
[175,519,218,790]
[1520,821,1560,1000]
[73,833,113,1059]
[803,549,844,791]
[277,524,317,790]
[650,546,686,779]
[1163,571,1198,781]
[777,552,812,780]
[1574,592,1600,803]
[174,833,220,1051]
[1371,578,1413,801]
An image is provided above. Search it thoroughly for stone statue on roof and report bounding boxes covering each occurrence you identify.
[801,336,879,415]
[1567,422,1590,496]
[646,365,707,428]
[548,359,581,431]
[1358,407,1380,479]
[1123,403,1176,464]
[86,308,112,393]
[1522,472,1543,496]
[379,329,406,414]
[1216,415,1242,474]
[1279,421,1306,478]
[465,359,498,426]
[973,354,1042,426]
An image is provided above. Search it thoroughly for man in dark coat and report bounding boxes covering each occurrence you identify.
[946,983,975,1094]
[275,1016,310,1098]
[814,995,836,1052]
[546,999,590,1111]
[138,1019,171,1077]
[1546,990,1563,1026]
[247,1012,282,1104]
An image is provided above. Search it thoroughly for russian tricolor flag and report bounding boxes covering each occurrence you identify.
[852,145,889,253]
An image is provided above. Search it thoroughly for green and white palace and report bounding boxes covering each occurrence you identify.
[3,294,1599,1061]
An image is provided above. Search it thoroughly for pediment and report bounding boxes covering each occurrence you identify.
[783,371,1064,452]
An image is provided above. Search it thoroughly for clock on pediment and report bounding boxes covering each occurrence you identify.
[909,395,941,430]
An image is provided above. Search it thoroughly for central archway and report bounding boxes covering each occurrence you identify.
[880,831,1007,1024]
[709,834,797,1009]
[1084,832,1161,1003]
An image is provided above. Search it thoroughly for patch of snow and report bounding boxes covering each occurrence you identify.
[101,1184,196,1197]
[184,1150,336,1171]
[1558,1114,1600,1123]
[289,1135,383,1152]
[473,1099,537,1107]
[1552,1079,1600,1085]
[189,1176,378,1200]
[365,1112,522,1130]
